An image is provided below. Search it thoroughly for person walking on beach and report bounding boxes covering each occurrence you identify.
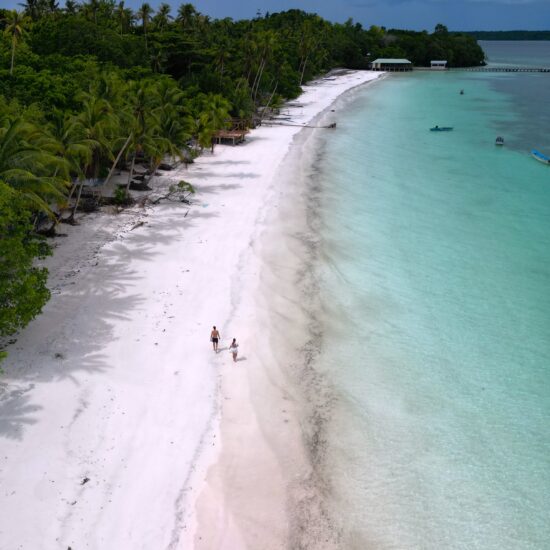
[211,326,221,353]
[229,338,239,362]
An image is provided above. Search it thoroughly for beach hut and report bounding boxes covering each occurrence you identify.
[371,58,412,71]
[430,60,448,70]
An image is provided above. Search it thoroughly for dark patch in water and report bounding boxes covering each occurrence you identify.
[284,131,344,549]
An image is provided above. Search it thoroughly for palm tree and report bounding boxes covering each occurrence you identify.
[251,30,278,102]
[143,114,184,186]
[187,113,215,153]
[150,50,166,73]
[0,117,68,215]
[238,32,258,84]
[18,0,40,21]
[231,78,254,119]
[123,125,160,193]
[210,39,231,83]
[42,111,98,222]
[188,93,231,153]
[92,71,125,107]
[85,0,100,24]
[155,80,184,109]
[119,82,157,191]
[45,0,60,15]
[201,93,231,131]
[115,1,133,36]
[151,83,191,171]
[176,3,196,31]
[97,75,139,190]
[76,93,117,179]
[156,110,190,159]
[64,0,78,15]
[4,11,26,76]
[298,22,318,85]
[196,13,210,34]
[152,2,171,31]
[136,2,153,53]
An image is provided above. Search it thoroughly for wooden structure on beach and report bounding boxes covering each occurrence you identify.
[431,60,448,70]
[212,118,252,146]
[371,58,412,71]
[212,129,248,145]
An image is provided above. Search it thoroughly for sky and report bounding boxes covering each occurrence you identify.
[2,0,550,31]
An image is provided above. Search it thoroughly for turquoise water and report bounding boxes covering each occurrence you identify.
[307,62,550,547]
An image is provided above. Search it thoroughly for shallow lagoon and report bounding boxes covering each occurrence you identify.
[302,51,550,548]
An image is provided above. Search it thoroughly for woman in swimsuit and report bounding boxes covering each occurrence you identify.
[211,326,220,352]
[229,338,238,362]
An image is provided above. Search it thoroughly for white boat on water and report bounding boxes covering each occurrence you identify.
[531,149,550,164]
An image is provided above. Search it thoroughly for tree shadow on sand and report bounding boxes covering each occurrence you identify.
[190,171,258,180]
[1,202,210,439]
[205,160,251,166]
[0,383,41,439]
[190,183,242,197]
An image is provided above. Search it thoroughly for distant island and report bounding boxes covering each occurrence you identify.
[466,31,550,40]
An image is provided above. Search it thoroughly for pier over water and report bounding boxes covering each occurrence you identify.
[458,66,550,73]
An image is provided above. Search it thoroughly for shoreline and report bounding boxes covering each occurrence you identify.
[190,73,385,548]
[0,70,383,549]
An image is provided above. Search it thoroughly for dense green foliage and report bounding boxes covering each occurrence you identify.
[0,181,51,340]
[0,2,486,360]
[383,25,485,67]
[0,6,486,117]
[466,30,550,41]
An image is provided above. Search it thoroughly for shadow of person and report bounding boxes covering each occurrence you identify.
[236,356,247,362]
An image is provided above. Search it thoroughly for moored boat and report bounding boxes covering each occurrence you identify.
[495,136,504,146]
[430,126,453,131]
[531,149,550,164]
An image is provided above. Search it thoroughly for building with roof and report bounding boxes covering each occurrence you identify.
[430,60,448,70]
[371,58,413,71]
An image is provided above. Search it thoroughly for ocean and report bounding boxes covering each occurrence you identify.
[293,43,550,548]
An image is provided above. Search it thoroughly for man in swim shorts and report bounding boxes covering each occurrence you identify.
[211,326,221,352]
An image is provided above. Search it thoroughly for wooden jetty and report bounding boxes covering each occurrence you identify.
[457,66,550,73]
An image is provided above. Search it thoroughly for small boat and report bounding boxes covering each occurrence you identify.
[430,126,453,132]
[495,136,504,146]
[531,149,550,165]
[460,89,464,95]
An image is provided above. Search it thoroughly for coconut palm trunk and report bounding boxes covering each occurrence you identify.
[148,156,163,188]
[10,36,16,76]
[6,11,25,76]
[260,82,278,122]
[251,59,265,101]
[299,54,309,86]
[66,180,78,203]
[126,152,136,193]
[70,179,85,220]
[102,132,133,193]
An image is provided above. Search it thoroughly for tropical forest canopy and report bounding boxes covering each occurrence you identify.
[0,2,486,358]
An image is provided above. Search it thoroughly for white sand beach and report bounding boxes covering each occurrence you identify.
[0,70,382,550]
